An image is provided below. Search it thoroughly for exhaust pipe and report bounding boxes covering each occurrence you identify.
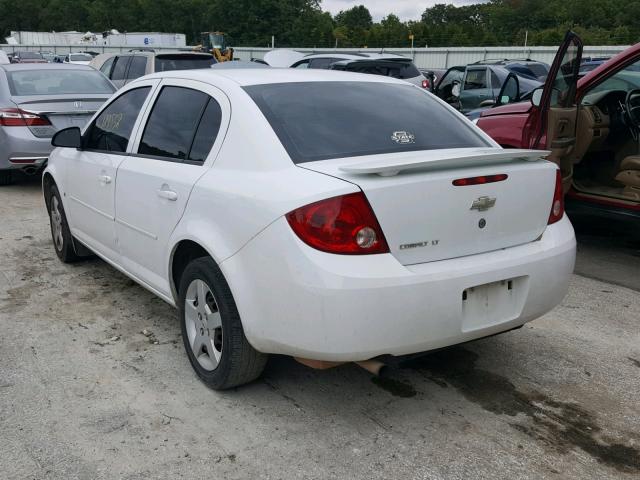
[22,166,38,175]
[295,357,387,376]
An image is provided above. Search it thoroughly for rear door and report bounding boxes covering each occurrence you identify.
[525,31,583,190]
[65,84,155,261]
[114,79,229,295]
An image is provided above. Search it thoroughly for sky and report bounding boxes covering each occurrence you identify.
[321,0,483,22]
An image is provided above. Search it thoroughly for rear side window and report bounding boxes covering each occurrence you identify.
[100,56,115,75]
[188,100,223,163]
[394,61,420,79]
[127,56,147,80]
[111,56,131,80]
[138,86,211,161]
[85,87,150,152]
[245,81,489,163]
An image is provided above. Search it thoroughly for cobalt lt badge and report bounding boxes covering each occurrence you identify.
[74,101,82,109]
[391,131,415,144]
[470,196,496,212]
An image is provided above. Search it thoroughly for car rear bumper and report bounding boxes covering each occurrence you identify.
[0,126,52,170]
[222,215,576,362]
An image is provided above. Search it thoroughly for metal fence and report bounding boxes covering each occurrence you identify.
[232,45,630,69]
[1,44,630,68]
[0,44,186,55]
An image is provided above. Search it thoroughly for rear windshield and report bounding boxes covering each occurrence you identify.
[70,54,93,61]
[338,60,421,80]
[245,81,489,163]
[154,55,215,72]
[7,69,115,96]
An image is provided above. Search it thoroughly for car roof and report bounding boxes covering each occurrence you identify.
[301,52,407,61]
[142,67,410,87]
[0,63,97,72]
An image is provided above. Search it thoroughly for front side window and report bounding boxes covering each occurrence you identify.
[245,81,489,163]
[84,87,150,152]
[138,86,211,160]
[464,69,487,90]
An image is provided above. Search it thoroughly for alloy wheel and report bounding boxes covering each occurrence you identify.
[184,279,223,371]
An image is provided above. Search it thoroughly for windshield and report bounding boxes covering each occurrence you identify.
[154,55,215,71]
[245,81,489,163]
[7,69,115,96]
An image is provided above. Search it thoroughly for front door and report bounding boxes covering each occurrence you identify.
[114,80,229,296]
[459,67,491,113]
[525,31,583,190]
[65,86,152,260]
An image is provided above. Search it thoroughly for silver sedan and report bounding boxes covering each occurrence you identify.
[0,63,115,185]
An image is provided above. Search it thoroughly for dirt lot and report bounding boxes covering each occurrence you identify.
[1,176,639,480]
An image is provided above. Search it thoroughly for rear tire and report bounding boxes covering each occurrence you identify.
[47,185,81,263]
[0,170,13,186]
[178,257,267,390]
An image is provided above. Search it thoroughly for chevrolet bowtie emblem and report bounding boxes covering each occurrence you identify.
[470,196,496,212]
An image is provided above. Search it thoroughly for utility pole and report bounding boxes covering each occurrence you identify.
[271,36,275,49]
[524,30,528,47]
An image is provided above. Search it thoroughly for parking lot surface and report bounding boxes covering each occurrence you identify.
[1,176,639,480]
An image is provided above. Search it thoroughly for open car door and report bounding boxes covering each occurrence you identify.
[525,31,583,191]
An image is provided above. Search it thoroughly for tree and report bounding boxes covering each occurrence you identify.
[334,5,372,47]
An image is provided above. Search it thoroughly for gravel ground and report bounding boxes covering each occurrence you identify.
[1,176,639,480]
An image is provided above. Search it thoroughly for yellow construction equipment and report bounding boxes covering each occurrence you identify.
[196,32,234,62]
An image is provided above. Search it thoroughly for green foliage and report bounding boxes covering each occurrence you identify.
[0,0,637,47]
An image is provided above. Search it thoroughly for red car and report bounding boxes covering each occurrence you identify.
[476,32,640,224]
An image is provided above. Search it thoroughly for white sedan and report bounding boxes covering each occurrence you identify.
[43,69,576,389]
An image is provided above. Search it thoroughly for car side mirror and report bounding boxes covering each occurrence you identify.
[52,127,82,149]
[531,87,544,107]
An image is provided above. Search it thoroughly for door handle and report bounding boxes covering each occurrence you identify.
[157,188,178,201]
[98,174,112,185]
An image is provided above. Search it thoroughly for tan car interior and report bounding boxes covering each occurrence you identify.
[568,76,640,202]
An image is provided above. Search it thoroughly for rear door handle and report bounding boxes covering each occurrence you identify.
[98,174,112,185]
[157,188,178,201]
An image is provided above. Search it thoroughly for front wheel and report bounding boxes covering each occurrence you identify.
[178,257,267,390]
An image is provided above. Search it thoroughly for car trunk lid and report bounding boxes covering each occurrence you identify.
[11,95,107,137]
[300,147,556,265]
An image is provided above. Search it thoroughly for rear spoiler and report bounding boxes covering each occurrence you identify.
[338,148,551,177]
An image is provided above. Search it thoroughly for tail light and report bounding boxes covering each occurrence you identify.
[0,108,51,127]
[548,169,564,224]
[452,174,508,186]
[286,192,389,255]
[422,79,430,89]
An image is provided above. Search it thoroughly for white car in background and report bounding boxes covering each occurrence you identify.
[43,68,576,389]
[64,53,93,65]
